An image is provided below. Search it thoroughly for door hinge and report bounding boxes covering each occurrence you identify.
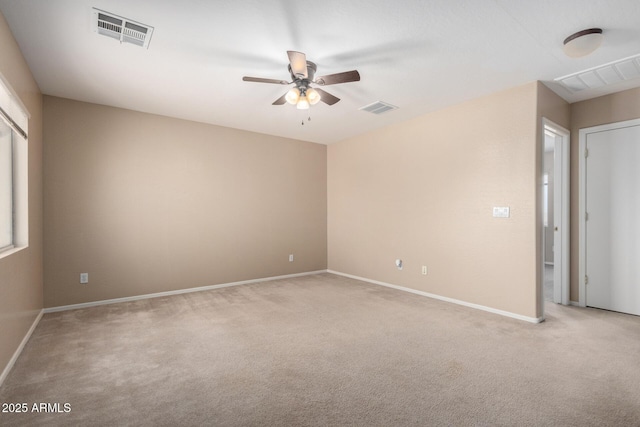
[585,148,589,158]
[585,275,589,285]
[585,212,589,221]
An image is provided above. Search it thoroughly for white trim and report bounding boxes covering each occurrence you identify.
[44,270,328,313]
[0,309,43,388]
[578,118,640,309]
[0,72,31,120]
[579,127,587,308]
[542,118,570,307]
[0,72,29,257]
[327,270,543,324]
[0,245,27,261]
[569,301,581,307]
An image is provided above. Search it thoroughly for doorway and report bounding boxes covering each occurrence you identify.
[542,119,570,309]
[579,118,640,316]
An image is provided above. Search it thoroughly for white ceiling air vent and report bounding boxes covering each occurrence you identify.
[555,53,640,93]
[359,101,398,115]
[92,8,154,49]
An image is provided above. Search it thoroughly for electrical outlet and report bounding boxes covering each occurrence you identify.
[289,254,294,262]
[422,266,428,275]
[80,273,89,284]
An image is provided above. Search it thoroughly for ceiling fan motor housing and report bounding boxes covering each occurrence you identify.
[289,61,317,82]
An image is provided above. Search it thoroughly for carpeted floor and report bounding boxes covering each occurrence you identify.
[1,273,639,426]
[544,264,554,302]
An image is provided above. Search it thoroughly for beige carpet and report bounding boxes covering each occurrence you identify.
[1,273,639,426]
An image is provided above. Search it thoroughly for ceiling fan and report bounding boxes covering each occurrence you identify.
[242,51,360,109]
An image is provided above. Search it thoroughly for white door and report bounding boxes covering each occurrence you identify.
[584,123,640,315]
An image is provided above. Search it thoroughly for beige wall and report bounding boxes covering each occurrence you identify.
[0,13,44,378]
[43,97,327,307]
[328,82,561,320]
[569,87,640,301]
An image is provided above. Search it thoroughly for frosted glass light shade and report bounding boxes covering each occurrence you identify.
[296,96,310,110]
[306,88,321,105]
[285,88,300,104]
[563,28,603,58]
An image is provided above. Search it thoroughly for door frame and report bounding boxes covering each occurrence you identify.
[578,118,640,307]
[542,118,570,308]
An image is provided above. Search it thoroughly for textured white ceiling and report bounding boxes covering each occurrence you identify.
[1,0,639,144]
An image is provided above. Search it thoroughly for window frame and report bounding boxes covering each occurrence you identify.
[0,74,29,259]
[0,119,14,252]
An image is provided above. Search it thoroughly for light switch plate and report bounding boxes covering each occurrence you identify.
[493,207,510,218]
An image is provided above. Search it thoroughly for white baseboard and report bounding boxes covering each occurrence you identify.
[569,300,581,307]
[0,309,44,388]
[327,270,543,324]
[44,270,328,314]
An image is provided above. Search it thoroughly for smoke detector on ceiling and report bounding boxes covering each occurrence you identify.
[92,8,154,49]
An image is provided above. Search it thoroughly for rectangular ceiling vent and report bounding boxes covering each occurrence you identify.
[555,53,640,93]
[359,101,398,115]
[92,8,154,49]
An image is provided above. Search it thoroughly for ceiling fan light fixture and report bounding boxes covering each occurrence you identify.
[296,96,310,110]
[285,88,300,105]
[563,28,603,58]
[306,88,321,105]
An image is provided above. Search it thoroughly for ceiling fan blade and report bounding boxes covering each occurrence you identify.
[315,70,360,86]
[287,51,308,79]
[272,94,287,105]
[243,76,289,85]
[314,88,340,105]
